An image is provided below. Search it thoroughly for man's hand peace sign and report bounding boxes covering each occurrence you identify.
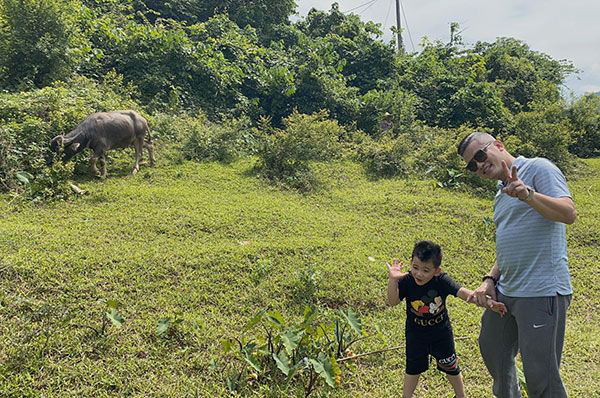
[501,160,529,201]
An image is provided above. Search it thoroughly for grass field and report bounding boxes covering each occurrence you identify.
[1,155,599,397]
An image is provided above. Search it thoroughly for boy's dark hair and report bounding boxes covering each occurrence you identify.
[411,240,443,268]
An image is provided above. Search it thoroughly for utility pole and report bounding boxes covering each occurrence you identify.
[395,0,404,53]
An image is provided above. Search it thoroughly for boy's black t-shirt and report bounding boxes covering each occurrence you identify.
[397,272,461,333]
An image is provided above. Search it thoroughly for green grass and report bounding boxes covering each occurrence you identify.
[1,156,599,397]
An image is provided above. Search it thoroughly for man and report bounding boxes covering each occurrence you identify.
[457,132,576,398]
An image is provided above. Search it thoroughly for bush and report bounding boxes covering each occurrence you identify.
[0,0,89,90]
[568,94,600,158]
[357,87,419,138]
[357,125,498,193]
[256,110,344,192]
[182,119,245,164]
[501,101,574,172]
[357,135,413,178]
[153,112,259,164]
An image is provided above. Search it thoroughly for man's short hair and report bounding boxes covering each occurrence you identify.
[411,240,443,268]
[457,132,494,156]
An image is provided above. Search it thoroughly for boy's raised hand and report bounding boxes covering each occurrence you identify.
[386,259,405,280]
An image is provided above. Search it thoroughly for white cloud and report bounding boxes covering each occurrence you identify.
[295,0,600,95]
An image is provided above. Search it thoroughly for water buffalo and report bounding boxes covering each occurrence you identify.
[49,110,155,178]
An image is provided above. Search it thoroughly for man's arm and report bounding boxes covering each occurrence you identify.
[524,193,576,225]
[467,262,500,307]
[501,161,576,224]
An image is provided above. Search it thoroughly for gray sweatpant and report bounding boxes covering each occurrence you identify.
[478,293,571,398]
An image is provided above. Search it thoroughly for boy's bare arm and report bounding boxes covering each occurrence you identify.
[386,259,406,306]
[387,277,401,306]
[457,287,507,316]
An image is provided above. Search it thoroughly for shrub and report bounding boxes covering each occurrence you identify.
[180,115,257,163]
[0,0,90,90]
[568,94,600,158]
[357,135,413,178]
[501,101,574,172]
[357,87,419,138]
[256,110,344,191]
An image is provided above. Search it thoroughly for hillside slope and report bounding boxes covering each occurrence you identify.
[0,158,598,397]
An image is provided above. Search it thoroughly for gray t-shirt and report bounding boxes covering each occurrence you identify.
[494,156,573,297]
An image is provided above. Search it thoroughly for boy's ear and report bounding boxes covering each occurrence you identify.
[434,267,442,275]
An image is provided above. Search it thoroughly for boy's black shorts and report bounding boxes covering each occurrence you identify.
[405,327,460,376]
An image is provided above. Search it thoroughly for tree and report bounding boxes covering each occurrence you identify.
[568,94,600,158]
[0,0,89,89]
[133,0,296,41]
[296,3,396,94]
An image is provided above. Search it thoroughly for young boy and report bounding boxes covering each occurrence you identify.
[386,240,506,398]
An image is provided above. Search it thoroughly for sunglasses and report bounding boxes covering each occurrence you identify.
[465,141,493,172]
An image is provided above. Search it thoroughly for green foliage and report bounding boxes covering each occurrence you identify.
[501,101,573,171]
[475,37,575,113]
[182,117,253,163]
[297,3,396,94]
[256,110,344,191]
[0,0,90,89]
[23,161,74,203]
[568,94,600,158]
[357,87,418,137]
[221,306,363,396]
[357,135,413,178]
[134,0,296,41]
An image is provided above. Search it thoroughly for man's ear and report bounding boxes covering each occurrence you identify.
[493,140,505,152]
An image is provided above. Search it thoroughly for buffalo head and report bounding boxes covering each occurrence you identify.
[48,134,81,165]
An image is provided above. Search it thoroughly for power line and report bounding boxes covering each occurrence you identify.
[383,0,393,34]
[399,0,415,52]
[343,0,379,14]
[354,0,381,16]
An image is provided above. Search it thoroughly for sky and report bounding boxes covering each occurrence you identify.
[294,0,600,97]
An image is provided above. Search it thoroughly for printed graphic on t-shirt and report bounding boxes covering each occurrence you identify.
[409,289,444,316]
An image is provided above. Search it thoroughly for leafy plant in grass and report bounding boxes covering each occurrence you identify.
[256,110,344,192]
[434,167,464,189]
[220,306,366,397]
[157,316,184,338]
[251,258,274,286]
[8,157,74,202]
[72,300,124,337]
[291,265,321,306]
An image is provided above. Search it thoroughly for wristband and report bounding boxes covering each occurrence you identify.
[482,275,497,285]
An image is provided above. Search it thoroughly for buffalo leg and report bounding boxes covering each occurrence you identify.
[100,153,107,178]
[144,140,155,166]
[131,139,142,175]
[90,154,101,177]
